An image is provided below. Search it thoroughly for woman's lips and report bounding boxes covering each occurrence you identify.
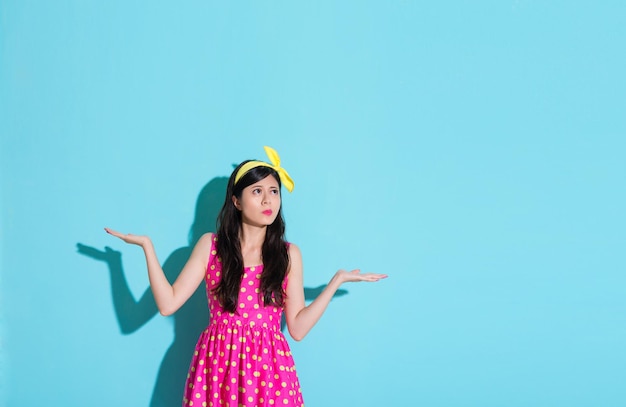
[263,210,273,216]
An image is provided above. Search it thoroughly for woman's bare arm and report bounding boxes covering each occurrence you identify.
[283,244,387,341]
[105,228,212,316]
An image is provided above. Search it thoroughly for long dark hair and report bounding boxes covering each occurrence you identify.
[212,161,290,313]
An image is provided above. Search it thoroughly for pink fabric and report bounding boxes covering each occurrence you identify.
[183,236,304,407]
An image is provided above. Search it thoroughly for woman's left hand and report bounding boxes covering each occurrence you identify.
[335,269,388,284]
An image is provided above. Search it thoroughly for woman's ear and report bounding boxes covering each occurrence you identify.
[232,195,241,210]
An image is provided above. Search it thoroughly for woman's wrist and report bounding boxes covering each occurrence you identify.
[141,236,153,250]
[330,271,344,287]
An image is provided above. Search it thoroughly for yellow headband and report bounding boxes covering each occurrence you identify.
[234,146,295,192]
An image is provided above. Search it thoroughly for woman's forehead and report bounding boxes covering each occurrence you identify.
[246,175,279,188]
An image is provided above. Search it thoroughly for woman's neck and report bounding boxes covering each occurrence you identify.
[239,223,267,250]
[239,224,267,266]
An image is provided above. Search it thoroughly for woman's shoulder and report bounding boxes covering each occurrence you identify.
[287,242,301,259]
[199,232,215,241]
[196,232,216,250]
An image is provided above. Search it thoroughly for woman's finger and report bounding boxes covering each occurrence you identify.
[104,228,125,239]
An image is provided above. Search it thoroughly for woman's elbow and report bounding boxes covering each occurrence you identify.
[159,306,176,317]
[288,328,306,342]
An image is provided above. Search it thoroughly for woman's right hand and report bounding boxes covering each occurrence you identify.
[105,227,151,247]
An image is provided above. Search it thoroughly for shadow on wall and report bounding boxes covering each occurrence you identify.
[77,176,347,407]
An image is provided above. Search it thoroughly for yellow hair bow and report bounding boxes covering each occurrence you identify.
[234,146,295,192]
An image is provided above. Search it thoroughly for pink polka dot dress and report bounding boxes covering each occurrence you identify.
[183,236,304,407]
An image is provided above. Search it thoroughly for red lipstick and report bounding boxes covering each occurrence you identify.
[263,210,273,216]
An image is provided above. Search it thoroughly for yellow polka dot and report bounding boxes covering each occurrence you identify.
[241,287,246,292]
[196,393,201,399]
[250,267,255,271]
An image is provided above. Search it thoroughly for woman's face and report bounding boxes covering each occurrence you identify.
[233,175,281,227]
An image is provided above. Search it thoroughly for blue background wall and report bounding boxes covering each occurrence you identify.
[2,1,625,406]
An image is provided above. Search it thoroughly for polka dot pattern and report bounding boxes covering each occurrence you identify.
[183,237,304,407]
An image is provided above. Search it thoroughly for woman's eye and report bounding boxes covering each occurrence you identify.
[271,189,279,195]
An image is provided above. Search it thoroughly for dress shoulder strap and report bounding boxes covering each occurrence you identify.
[206,234,218,272]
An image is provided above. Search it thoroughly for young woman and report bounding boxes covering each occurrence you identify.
[105,146,387,406]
